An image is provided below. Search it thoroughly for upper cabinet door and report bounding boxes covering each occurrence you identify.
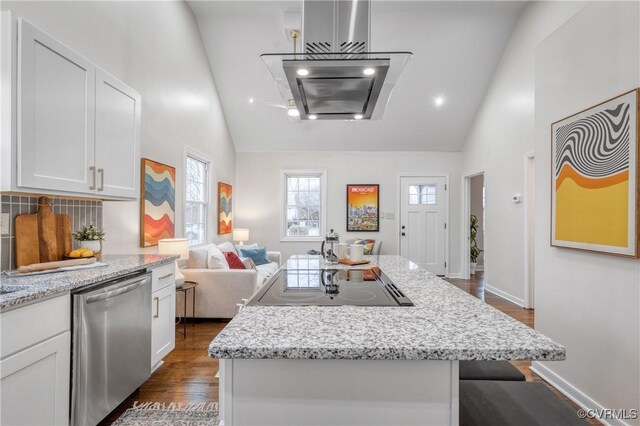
[18,19,96,193]
[95,69,140,198]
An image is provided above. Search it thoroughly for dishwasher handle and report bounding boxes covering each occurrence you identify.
[86,278,149,304]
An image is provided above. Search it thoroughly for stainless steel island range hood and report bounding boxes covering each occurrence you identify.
[261,0,412,120]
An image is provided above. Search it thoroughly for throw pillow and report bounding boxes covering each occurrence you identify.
[207,245,230,269]
[217,241,236,253]
[223,251,246,269]
[188,244,215,268]
[235,243,258,254]
[240,257,257,270]
[239,247,270,266]
[353,238,375,255]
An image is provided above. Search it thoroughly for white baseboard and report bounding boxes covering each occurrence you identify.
[447,272,463,279]
[531,362,628,426]
[485,284,525,307]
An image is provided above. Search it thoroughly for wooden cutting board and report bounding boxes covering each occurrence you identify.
[15,196,72,267]
[338,258,371,266]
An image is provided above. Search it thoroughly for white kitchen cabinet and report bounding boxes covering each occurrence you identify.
[0,14,140,200]
[1,332,71,426]
[0,295,71,426]
[18,18,96,194]
[151,282,176,370]
[95,69,140,198]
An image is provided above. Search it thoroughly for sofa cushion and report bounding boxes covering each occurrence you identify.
[241,257,257,270]
[224,251,246,269]
[256,262,279,286]
[207,246,230,269]
[239,248,270,266]
[188,244,215,269]
[217,241,236,253]
[235,243,258,254]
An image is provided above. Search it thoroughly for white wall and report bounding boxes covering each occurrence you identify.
[533,2,640,423]
[235,151,463,275]
[1,1,236,253]
[460,1,587,304]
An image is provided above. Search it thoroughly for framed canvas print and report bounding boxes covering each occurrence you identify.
[347,184,380,232]
[218,182,233,235]
[551,89,639,257]
[140,158,176,247]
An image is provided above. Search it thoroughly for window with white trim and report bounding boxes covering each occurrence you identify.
[282,170,326,241]
[185,155,208,246]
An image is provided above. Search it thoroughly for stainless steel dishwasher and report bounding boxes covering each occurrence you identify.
[71,271,152,426]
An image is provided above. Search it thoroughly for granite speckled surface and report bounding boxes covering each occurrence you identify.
[209,255,566,361]
[1,254,177,310]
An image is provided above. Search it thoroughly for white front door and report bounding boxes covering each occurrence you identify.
[400,176,447,275]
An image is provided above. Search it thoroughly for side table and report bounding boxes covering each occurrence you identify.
[176,281,198,337]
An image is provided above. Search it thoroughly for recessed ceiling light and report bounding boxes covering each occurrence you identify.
[248,97,255,104]
[363,68,375,76]
[297,69,309,76]
[287,108,300,117]
[308,115,318,120]
[434,96,445,107]
[354,114,363,120]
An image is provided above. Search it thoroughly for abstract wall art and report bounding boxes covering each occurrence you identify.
[140,159,176,247]
[347,184,380,232]
[218,182,233,235]
[551,89,639,257]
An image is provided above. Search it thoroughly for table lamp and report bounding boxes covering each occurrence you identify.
[233,228,250,246]
[158,238,190,288]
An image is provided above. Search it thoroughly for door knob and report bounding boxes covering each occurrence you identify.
[401,225,406,229]
[401,232,406,236]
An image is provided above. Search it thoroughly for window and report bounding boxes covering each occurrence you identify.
[185,155,208,246]
[282,170,326,241]
[409,184,437,205]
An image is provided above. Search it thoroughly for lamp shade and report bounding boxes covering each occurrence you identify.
[232,228,250,242]
[157,238,190,260]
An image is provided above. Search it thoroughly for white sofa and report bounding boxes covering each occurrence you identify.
[178,244,281,319]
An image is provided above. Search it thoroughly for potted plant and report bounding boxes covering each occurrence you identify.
[73,225,105,254]
[470,214,483,275]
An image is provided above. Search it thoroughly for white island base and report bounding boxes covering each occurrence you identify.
[219,358,459,426]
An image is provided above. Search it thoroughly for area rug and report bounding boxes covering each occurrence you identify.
[112,402,220,426]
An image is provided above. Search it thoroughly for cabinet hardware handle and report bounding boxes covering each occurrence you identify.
[401,232,406,236]
[158,273,173,281]
[98,168,104,191]
[90,166,96,190]
[153,296,159,318]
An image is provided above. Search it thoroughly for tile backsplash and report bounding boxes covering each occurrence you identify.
[1,194,103,271]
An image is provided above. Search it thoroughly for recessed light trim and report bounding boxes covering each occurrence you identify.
[308,115,318,120]
[248,97,255,104]
[363,68,375,76]
[287,108,300,117]
[297,69,309,76]
[434,96,445,107]
[354,114,364,120]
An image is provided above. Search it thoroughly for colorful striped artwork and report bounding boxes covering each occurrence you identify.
[218,182,232,235]
[551,89,639,257]
[141,159,176,247]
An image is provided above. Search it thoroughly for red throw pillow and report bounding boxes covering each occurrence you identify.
[224,251,246,269]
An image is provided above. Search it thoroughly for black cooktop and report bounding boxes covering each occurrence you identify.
[247,268,414,307]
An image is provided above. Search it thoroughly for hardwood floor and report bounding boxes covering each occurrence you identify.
[101,272,598,425]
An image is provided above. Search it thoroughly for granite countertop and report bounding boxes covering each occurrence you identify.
[0,254,177,310]
[209,255,566,361]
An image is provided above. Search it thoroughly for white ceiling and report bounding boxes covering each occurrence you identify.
[188,1,526,152]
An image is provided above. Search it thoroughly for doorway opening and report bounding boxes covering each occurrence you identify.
[462,171,486,280]
[524,153,535,309]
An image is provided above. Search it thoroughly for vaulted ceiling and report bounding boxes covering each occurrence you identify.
[189,1,526,152]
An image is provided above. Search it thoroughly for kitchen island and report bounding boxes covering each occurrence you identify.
[209,255,565,425]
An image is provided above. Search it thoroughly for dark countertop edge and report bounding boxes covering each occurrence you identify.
[0,255,178,312]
